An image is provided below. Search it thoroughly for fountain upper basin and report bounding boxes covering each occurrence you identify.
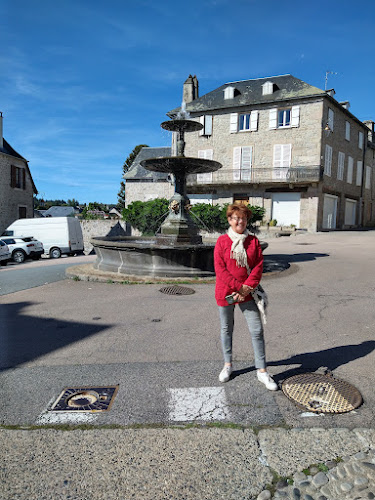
[141,157,222,175]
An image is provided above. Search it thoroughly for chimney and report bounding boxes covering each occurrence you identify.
[340,101,350,110]
[363,120,375,143]
[0,112,3,149]
[183,75,198,104]
[326,89,336,97]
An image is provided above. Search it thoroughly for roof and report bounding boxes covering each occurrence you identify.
[124,147,172,181]
[168,74,326,115]
[0,138,38,194]
[43,206,77,217]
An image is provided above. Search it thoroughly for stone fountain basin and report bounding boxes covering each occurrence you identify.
[91,236,268,279]
[141,157,222,175]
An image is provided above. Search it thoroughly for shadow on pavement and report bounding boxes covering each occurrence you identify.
[264,252,329,273]
[0,301,113,371]
[231,341,375,382]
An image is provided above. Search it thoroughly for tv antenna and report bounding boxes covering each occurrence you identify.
[325,70,337,90]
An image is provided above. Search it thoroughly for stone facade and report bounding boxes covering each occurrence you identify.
[80,219,130,254]
[172,75,375,231]
[125,180,174,207]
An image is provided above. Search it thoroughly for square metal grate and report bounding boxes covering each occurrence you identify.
[49,385,119,412]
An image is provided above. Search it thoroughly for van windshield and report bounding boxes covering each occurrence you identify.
[2,231,13,236]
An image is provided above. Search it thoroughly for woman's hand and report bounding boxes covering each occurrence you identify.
[238,284,254,297]
[232,292,245,302]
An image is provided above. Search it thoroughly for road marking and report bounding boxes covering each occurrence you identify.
[168,386,230,422]
[36,411,98,425]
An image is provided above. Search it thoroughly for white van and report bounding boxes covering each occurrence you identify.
[2,217,84,258]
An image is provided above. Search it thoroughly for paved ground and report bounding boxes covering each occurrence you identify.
[1,231,375,499]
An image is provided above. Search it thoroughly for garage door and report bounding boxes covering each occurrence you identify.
[272,193,301,226]
[344,199,357,226]
[322,194,338,229]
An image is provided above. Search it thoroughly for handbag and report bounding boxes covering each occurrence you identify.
[250,283,268,326]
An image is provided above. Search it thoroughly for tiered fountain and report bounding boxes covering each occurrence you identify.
[91,118,222,277]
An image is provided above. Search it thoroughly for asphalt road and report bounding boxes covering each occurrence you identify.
[0,254,96,295]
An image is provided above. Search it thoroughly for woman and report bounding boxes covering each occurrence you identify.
[214,203,277,391]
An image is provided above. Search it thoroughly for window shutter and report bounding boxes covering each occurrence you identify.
[199,116,204,136]
[22,168,26,189]
[273,145,282,168]
[269,108,277,129]
[291,106,300,127]
[11,165,16,187]
[345,121,350,141]
[197,149,213,182]
[233,146,241,180]
[365,166,371,189]
[328,108,334,131]
[338,152,345,180]
[356,161,363,186]
[250,110,258,131]
[241,146,252,180]
[230,113,238,133]
[347,156,353,184]
[324,145,332,176]
[205,115,212,136]
[358,131,364,149]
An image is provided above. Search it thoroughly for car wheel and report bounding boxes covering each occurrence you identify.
[50,247,62,259]
[13,250,26,263]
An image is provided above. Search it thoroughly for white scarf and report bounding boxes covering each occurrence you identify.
[227,226,250,272]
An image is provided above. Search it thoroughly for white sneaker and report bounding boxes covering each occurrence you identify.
[219,365,233,383]
[257,370,278,391]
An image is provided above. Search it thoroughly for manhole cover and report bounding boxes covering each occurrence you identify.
[159,285,195,295]
[282,373,362,413]
[50,385,119,412]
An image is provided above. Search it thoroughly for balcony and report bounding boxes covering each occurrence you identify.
[187,166,322,187]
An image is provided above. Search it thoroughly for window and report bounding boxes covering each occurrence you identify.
[262,81,274,95]
[273,144,291,179]
[356,160,363,186]
[324,145,332,176]
[223,86,235,99]
[358,131,364,149]
[345,121,350,141]
[199,115,212,136]
[18,207,27,219]
[328,108,334,131]
[230,111,258,133]
[337,152,345,180]
[233,146,252,181]
[269,106,300,129]
[197,150,213,182]
[11,165,26,189]
[347,156,354,184]
[365,166,371,189]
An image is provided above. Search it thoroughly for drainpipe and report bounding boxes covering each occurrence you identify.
[359,130,367,227]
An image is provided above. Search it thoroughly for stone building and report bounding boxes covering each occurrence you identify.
[167,74,375,231]
[0,113,37,234]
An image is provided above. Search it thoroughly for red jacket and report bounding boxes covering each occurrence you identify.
[214,234,264,306]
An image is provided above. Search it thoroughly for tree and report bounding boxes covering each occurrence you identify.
[117,144,148,210]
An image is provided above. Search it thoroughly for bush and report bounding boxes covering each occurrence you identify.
[122,199,169,235]
[122,199,266,235]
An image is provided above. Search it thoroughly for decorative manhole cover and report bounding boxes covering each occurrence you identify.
[50,385,119,412]
[159,285,195,295]
[282,373,362,413]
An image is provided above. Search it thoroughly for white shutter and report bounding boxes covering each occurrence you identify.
[230,113,238,133]
[233,146,241,180]
[347,156,353,184]
[197,150,213,182]
[241,146,252,180]
[205,115,212,136]
[250,110,258,131]
[365,166,371,189]
[328,108,334,131]
[199,116,204,136]
[345,121,350,141]
[291,106,300,127]
[337,152,345,180]
[324,145,332,176]
[273,144,282,168]
[269,108,277,129]
[356,161,363,186]
[281,144,291,168]
[358,131,364,149]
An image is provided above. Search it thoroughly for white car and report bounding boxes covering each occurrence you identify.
[0,236,44,263]
[0,240,11,266]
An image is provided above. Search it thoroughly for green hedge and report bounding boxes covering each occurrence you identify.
[122,199,265,235]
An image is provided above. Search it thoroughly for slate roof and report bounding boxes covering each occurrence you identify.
[0,138,37,193]
[124,147,172,181]
[168,74,326,115]
[43,206,77,217]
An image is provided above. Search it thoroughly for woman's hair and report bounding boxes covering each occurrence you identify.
[226,203,252,220]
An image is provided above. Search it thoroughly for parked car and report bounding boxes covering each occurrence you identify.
[0,237,44,263]
[0,240,11,266]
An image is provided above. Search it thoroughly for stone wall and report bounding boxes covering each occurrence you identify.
[80,219,130,254]
[125,181,174,207]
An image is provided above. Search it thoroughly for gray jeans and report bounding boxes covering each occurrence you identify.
[219,300,266,369]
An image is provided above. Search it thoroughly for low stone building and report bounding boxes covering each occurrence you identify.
[167,74,375,231]
[0,113,37,234]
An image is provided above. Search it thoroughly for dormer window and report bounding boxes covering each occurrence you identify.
[223,86,235,99]
[262,81,274,95]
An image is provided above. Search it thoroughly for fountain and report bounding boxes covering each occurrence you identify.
[91,118,223,277]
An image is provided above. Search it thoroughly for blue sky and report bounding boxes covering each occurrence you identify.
[1,0,374,205]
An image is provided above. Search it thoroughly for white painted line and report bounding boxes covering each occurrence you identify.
[168,386,230,422]
[36,411,98,425]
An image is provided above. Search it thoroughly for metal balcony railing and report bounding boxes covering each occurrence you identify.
[187,166,322,186]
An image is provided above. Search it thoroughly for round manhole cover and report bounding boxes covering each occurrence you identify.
[159,285,195,295]
[282,373,363,413]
